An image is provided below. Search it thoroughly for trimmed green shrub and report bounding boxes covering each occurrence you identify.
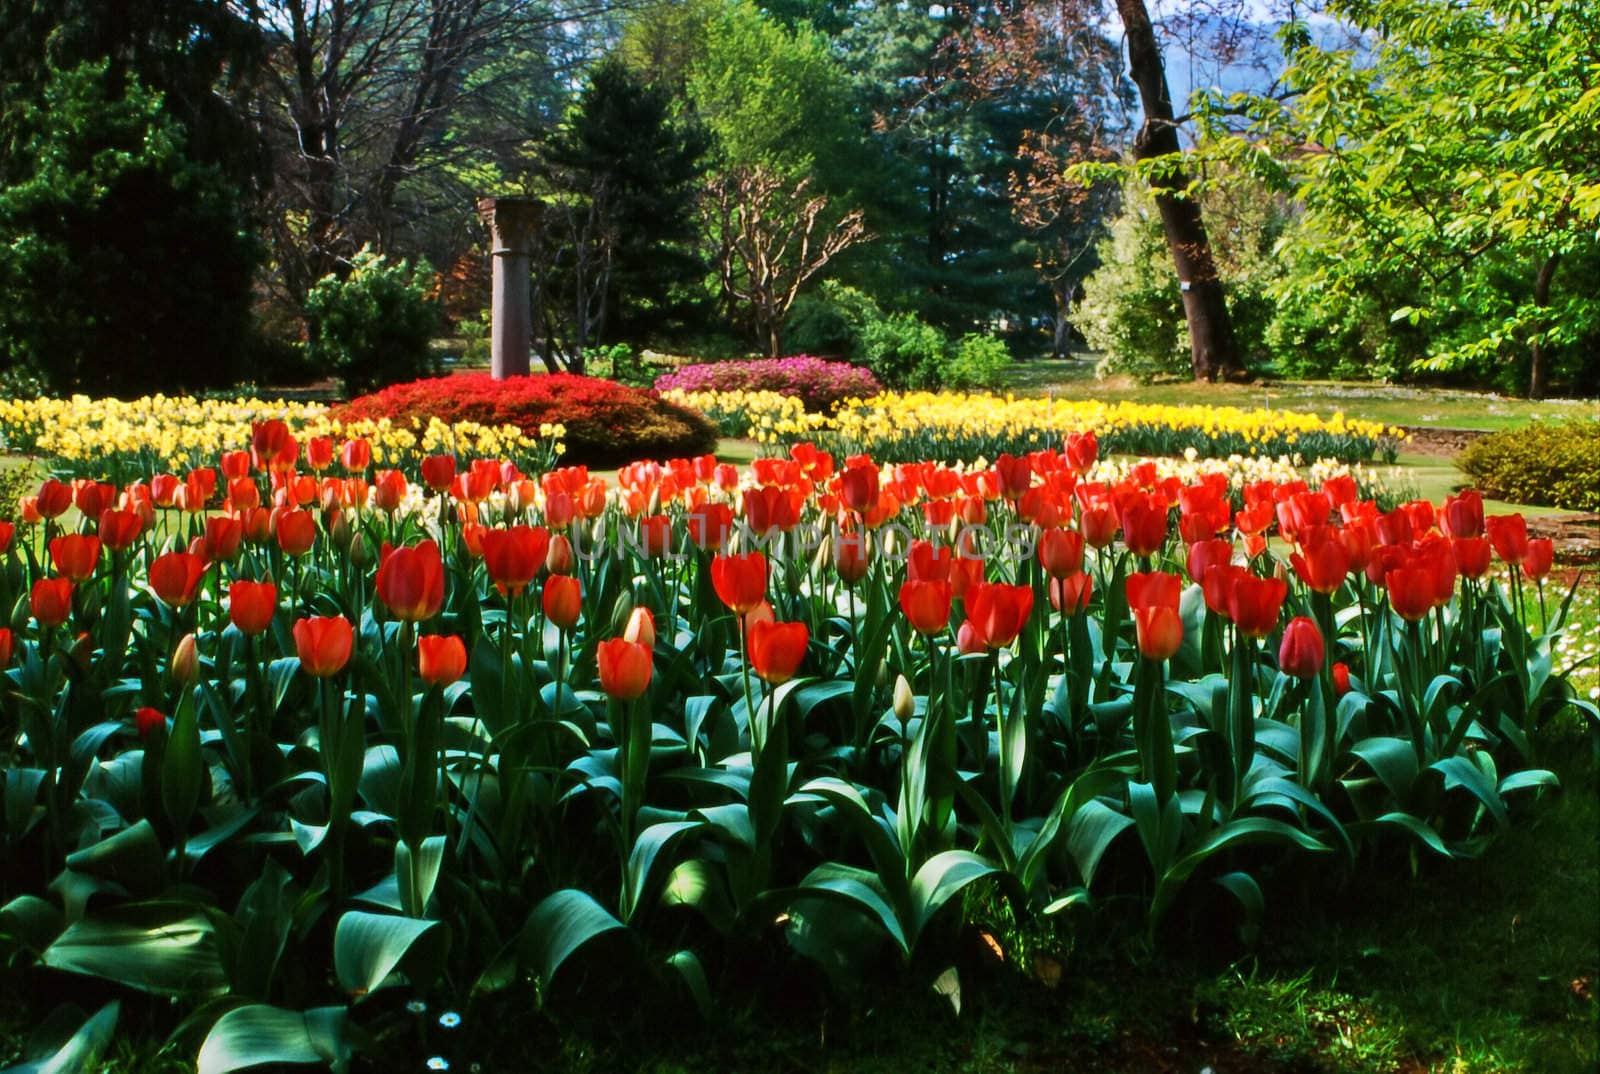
[943,333,1013,390]
[307,247,441,397]
[860,312,948,389]
[1458,419,1600,512]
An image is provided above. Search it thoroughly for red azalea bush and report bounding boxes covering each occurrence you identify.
[653,355,882,412]
[336,372,718,467]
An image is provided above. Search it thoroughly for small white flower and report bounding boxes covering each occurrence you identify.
[438,1012,462,1029]
[406,1000,427,1014]
[427,1059,450,1071]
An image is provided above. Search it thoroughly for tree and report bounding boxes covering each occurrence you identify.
[702,166,868,356]
[0,63,258,396]
[1213,0,1600,398]
[1109,0,1242,381]
[530,56,710,371]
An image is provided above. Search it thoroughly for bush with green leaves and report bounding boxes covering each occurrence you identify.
[943,333,1014,390]
[1458,419,1600,512]
[1078,175,1289,382]
[306,247,441,397]
[785,281,886,360]
[860,311,949,388]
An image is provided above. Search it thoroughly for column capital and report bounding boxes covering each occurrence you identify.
[476,196,543,255]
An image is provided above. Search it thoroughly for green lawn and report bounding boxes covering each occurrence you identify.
[1001,359,1600,432]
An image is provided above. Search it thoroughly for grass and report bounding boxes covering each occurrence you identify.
[1001,359,1600,433]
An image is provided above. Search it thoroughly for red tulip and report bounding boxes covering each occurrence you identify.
[149,552,207,607]
[373,470,408,512]
[542,573,582,631]
[276,508,317,556]
[1385,567,1435,622]
[1452,537,1492,580]
[964,582,1033,649]
[1038,528,1085,579]
[840,464,879,513]
[376,540,445,622]
[1277,616,1325,679]
[949,554,984,600]
[135,706,167,739]
[995,454,1033,498]
[203,515,243,562]
[228,580,278,635]
[30,578,73,627]
[1118,493,1167,558]
[93,508,141,552]
[900,579,953,635]
[1486,514,1529,566]
[220,450,252,481]
[638,515,672,557]
[1048,572,1093,613]
[1228,573,1289,639]
[36,478,73,518]
[1440,490,1484,539]
[0,520,16,554]
[1185,538,1233,586]
[49,534,101,582]
[421,454,456,492]
[748,619,809,684]
[340,438,372,472]
[1290,527,1351,595]
[0,628,11,667]
[835,530,869,584]
[712,552,768,614]
[1524,538,1553,581]
[294,616,354,677]
[686,502,733,550]
[1127,570,1183,661]
[546,533,574,575]
[305,436,334,472]
[1332,661,1352,697]
[482,525,551,598]
[418,634,468,686]
[227,477,261,512]
[1065,430,1097,474]
[250,420,298,472]
[1079,504,1117,549]
[596,637,653,699]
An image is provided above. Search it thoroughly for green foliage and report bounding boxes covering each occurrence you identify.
[1079,176,1287,383]
[943,334,1013,391]
[1458,419,1600,512]
[305,248,441,398]
[0,62,259,396]
[784,281,885,360]
[1206,0,1600,396]
[859,313,949,389]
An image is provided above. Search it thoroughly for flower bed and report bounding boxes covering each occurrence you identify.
[0,393,564,481]
[335,372,718,467]
[653,355,882,413]
[0,422,1586,1071]
[661,388,1405,464]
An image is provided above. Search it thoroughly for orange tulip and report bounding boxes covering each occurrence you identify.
[229,580,278,635]
[482,525,550,597]
[542,574,582,631]
[1038,527,1085,579]
[276,508,317,556]
[964,582,1034,649]
[49,534,101,582]
[1277,616,1325,679]
[294,616,354,677]
[748,619,809,684]
[30,577,73,627]
[418,634,468,686]
[597,638,654,699]
[149,551,207,607]
[899,579,953,635]
[204,515,244,562]
[376,540,445,622]
[712,552,767,614]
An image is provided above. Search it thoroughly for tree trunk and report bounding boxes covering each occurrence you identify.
[1528,252,1559,400]
[1113,0,1242,382]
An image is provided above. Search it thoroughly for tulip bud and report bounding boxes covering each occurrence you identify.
[170,633,199,685]
[1278,616,1326,680]
[331,509,354,551]
[546,534,573,575]
[623,606,656,648]
[349,532,372,569]
[893,675,915,723]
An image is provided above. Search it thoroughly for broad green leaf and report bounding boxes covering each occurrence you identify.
[1,1000,118,1074]
[43,907,228,996]
[520,889,628,986]
[332,911,448,999]
[909,851,1004,939]
[1064,799,1134,888]
[196,1005,351,1074]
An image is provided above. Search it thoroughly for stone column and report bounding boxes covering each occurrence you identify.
[475,196,543,379]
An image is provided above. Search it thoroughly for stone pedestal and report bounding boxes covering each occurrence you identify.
[475,197,543,379]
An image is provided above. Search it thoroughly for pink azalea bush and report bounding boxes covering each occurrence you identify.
[653,355,882,412]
